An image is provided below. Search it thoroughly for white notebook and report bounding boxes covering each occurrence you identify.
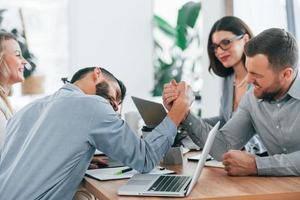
[86,166,174,181]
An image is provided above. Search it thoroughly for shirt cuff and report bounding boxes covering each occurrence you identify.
[255,156,272,176]
[181,112,193,127]
[153,116,177,143]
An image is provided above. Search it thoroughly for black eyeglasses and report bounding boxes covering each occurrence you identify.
[210,34,244,52]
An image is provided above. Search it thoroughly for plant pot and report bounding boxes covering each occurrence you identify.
[162,146,183,165]
[22,75,45,95]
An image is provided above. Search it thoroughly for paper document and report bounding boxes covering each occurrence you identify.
[94,149,105,156]
[187,153,224,168]
[205,160,224,168]
[187,153,213,161]
[182,147,190,155]
[86,166,175,181]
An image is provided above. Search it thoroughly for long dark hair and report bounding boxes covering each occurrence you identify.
[207,16,254,77]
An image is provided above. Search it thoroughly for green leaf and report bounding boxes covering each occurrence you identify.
[158,58,173,70]
[176,26,187,50]
[154,40,163,51]
[177,1,201,28]
[152,1,201,96]
[154,15,176,37]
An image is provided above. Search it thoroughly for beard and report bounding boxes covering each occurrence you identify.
[253,78,283,101]
[95,81,110,100]
[259,88,283,101]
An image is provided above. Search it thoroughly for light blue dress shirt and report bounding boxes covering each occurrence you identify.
[182,73,300,176]
[0,83,177,200]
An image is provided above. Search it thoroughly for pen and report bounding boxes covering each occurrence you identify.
[114,167,133,175]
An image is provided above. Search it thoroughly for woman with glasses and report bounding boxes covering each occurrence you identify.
[164,16,266,155]
[0,31,27,150]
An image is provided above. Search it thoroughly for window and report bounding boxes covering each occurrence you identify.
[233,0,287,35]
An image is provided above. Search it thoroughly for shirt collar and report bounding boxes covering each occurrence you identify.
[60,83,85,94]
[287,72,300,100]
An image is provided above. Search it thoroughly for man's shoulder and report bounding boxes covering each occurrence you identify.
[26,92,109,111]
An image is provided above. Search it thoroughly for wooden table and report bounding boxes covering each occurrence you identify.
[83,152,300,200]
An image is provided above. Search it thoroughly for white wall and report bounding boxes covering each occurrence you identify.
[68,0,223,117]
[68,0,153,112]
[233,0,287,35]
[200,0,224,117]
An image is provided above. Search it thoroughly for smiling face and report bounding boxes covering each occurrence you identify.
[212,30,248,68]
[246,54,288,101]
[2,39,27,84]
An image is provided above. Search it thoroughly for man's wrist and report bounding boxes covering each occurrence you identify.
[168,99,189,126]
[250,155,258,175]
[182,110,190,122]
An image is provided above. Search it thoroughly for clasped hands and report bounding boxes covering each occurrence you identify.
[162,80,194,112]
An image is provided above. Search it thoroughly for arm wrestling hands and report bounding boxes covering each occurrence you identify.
[165,80,194,126]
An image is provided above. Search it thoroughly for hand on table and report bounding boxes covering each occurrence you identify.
[88,156,108,169]
[222,150,257,176]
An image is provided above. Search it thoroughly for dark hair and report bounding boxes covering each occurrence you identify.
[207,16,254,77]
[66,67,126,102]
[244,28,298,71]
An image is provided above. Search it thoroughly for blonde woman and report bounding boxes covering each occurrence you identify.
[0,31,27,149]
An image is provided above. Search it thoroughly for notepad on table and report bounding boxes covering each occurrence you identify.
[85,166,175,181]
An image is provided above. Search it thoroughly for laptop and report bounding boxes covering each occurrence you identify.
[118,121,220,197]
[131,96,167,129]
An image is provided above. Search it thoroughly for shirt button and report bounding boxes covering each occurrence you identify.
[189,122,192,126]
[277,104,280,107]
[276,125,280,129]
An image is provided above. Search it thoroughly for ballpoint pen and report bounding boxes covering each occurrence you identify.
[114,167,133,175]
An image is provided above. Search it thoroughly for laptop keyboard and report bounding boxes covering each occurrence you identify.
[148,175,190,192]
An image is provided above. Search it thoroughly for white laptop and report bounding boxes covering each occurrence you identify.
[118,121,220,197]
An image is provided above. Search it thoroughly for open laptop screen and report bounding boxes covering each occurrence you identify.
[131,96,167,128]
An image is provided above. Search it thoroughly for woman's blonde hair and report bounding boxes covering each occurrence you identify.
[0,31,17,113]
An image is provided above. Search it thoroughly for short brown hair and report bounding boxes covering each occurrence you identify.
[244,28,298,71]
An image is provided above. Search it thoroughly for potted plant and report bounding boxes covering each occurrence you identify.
[152,1,201,97]
[151,2,202,165]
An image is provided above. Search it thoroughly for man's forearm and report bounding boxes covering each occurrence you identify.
[167,99,189,126]
[256,151,300,176]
